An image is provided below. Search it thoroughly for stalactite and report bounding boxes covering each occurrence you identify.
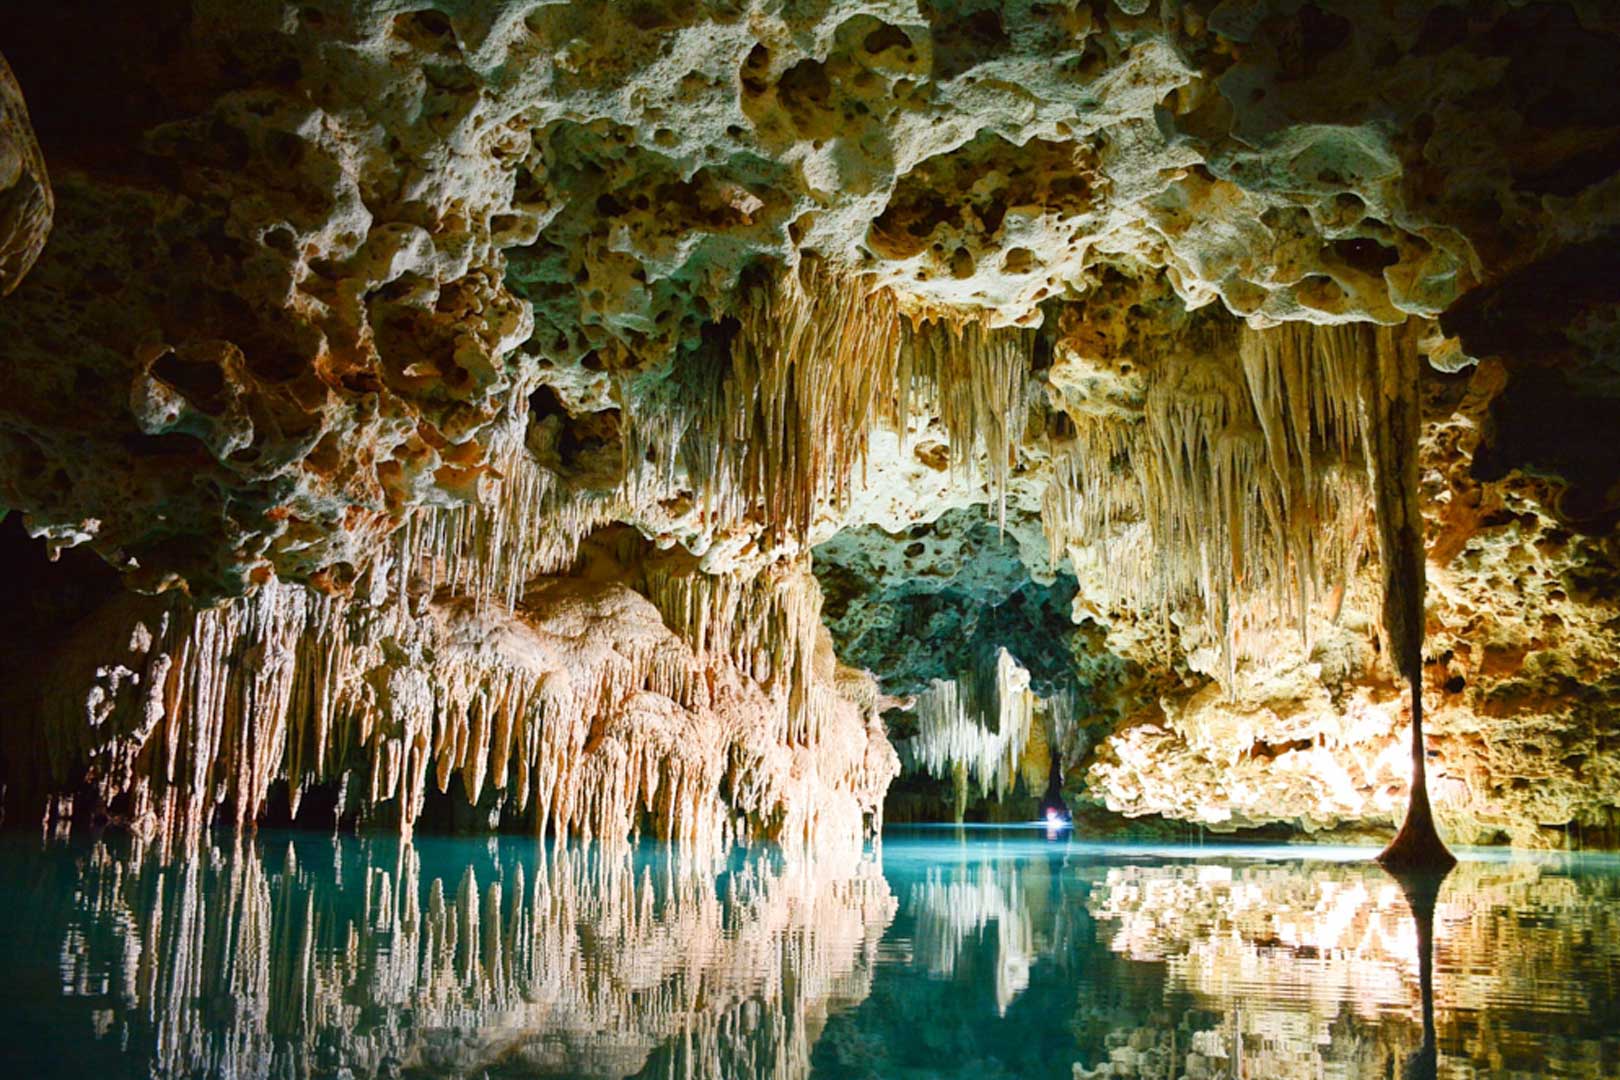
[286,264,1039,844]
[622,261,1033,542]
[904,648,1072,804]
[639,549,829,748]
[32,568,897,849]
[1045,686,1084,772]
[393,422,623,613]
[1361,322,1454,869]
[900,317,1035,531]
[1042,321,1386,677]
[1043,317,1451,861]
[621,260,906,542]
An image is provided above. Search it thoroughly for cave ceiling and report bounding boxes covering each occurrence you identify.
[1,1,1618,845]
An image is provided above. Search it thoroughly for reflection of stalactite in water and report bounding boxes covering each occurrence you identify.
[1080,859,1620,1079]
[1385,865,1450,1080]
[907,862,1035,1016]
[54,837,896,1080]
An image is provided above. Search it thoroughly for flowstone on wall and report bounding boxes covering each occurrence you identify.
[1,2,1619,845]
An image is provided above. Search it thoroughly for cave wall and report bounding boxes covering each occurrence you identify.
[1,2,1618,844]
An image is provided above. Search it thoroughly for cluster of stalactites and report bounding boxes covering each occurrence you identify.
[37,572,881,850]
[318,265,1037,793]
[60,838,895,1080]
[1044,685,1086,772]
[906,648,1056,802]
[621,261,903,543]
[392,422,624,614]
[898,316,1034,531]
[639,549,830,747]
[419,597,734,850]
[623,261,1034,544]
[1042,321,1418,683]
[32,260,1046,845]
[40,582,350,841]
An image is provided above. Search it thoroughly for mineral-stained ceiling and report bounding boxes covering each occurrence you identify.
[0,2,1617,847]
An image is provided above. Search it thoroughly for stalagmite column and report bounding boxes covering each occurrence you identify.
[1363,324,1455,870]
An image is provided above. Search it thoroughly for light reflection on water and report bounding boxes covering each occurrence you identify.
[0,827,1615,1079]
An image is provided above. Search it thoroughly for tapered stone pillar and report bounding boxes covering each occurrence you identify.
[1364,324,1455,871]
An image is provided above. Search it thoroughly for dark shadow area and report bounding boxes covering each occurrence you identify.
[1471,369,1620,533]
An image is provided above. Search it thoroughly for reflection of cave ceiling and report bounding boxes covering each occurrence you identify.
[1,3,1619,845]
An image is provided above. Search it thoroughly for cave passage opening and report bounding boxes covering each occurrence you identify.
[813,508,1092,825]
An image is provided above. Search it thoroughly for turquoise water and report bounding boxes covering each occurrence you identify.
[1,825,1616,1079]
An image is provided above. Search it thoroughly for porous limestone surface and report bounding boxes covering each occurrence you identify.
[814,506,1075,695]
[1072,355,1620,846]
[0,51,50,295]
[1,4,1619,842]
[5,2,1617,595]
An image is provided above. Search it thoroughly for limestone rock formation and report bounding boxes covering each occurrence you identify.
[0,2,1617,845]
[4,528,897,846]
[0,50,50,295]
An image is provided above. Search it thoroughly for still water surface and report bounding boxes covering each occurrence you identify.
[0,826,1615,1079]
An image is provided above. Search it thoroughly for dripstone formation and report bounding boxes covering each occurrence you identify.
[1,2,1617,850]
